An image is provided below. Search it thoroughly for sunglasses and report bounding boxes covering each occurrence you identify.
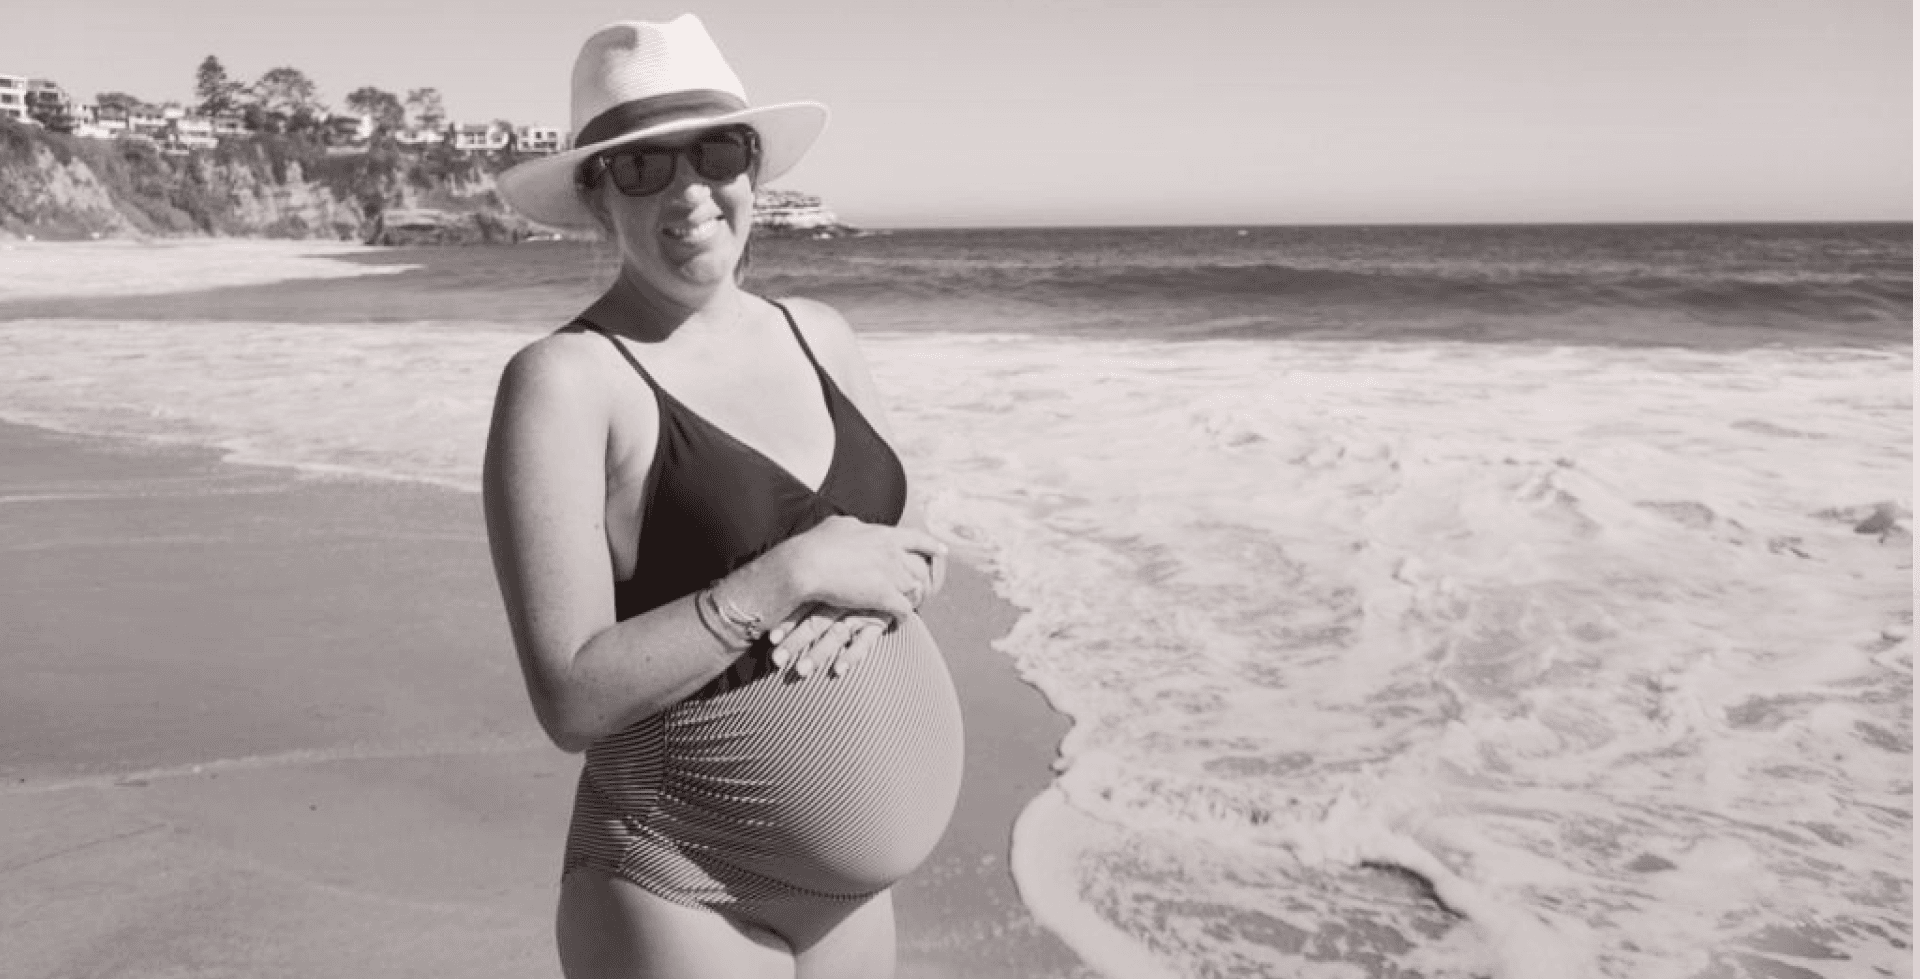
[578,126,760,198]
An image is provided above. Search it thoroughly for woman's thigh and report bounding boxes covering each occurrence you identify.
[795,890,895,979]
[557,869,793,979]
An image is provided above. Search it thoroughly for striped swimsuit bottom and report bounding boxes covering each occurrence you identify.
[563,615,964,941]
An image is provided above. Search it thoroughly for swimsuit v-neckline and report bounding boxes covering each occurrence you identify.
[581,300,843,500]
[649,368,843,500]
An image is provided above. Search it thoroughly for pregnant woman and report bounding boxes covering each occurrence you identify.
[484,16,963,978]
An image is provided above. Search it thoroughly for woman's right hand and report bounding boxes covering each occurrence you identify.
[761,515,945,621]
[767,605,891,678]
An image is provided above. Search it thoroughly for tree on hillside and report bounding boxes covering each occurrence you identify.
[345,86,405,133]
[95,91,149,114]
[404,87,446,130]
[254,67,322,118]
[194,56,246,116]
[240,104,279,134]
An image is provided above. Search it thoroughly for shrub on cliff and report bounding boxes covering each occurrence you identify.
[1,121,72,167]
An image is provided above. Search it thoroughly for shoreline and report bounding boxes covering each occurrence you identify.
[0,420,1086,978]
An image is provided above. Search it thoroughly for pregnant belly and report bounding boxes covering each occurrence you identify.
[649,615,963,895]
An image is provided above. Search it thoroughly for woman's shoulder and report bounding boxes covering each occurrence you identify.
[763,295,895,433]
[495,324,642,423]
[767,295,861,371]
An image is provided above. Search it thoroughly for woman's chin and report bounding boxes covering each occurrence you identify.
[636,228,729,275]
[666,250,742,290]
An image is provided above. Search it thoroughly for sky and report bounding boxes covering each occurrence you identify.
[3,0,1910,227]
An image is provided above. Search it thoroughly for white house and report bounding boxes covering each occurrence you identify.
[128,107,167,136]
[172,115,217,150]
[26,79,73,129]
[0,73,28,122]
[394,125,444,147]
[89,105,129,138]
[451,122,510,153]
[326,112,373,145]
[515,125,564,154]
[69,104,115,139]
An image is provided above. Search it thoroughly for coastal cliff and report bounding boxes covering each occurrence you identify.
[0,120,855,244]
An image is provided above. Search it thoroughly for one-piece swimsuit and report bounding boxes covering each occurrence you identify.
[560,300,965,944]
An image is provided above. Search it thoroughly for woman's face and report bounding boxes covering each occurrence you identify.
[594,127,756,305]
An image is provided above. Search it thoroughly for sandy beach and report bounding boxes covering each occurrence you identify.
[0,420,1087,978]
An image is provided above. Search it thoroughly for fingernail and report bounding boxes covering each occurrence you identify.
[772,649,790,668]
[796,658,815,678]
[831,661,847,678]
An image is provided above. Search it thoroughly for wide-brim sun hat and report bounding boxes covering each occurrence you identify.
[498,14,828,229]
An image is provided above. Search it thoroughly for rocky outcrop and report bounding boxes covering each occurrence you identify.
[0,138,140,238]
[0,123,382,240]
[192,156,365,238]
[753,188,857,237]
[364,207,537,245]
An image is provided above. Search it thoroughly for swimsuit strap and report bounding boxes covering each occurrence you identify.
[766,300,829,378]
[571,316,665,393]
[573,301,821,389]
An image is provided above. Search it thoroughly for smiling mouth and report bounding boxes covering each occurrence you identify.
[662,216,722,244]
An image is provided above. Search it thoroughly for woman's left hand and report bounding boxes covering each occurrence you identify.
[768,544,944,679]
[769,605,894,678]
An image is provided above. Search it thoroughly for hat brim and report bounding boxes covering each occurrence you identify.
[498,101,828,229]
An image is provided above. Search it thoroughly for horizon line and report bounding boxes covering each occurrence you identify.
[839,217,1915,233]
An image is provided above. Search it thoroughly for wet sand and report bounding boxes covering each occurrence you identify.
[0,420,1086,978]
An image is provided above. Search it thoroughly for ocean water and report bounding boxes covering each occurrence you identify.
[0,225,1909,978]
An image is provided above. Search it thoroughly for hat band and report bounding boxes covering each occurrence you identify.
[575,90,749,149]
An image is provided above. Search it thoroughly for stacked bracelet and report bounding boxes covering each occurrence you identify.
[711,582,768,642]
[694,580,768,656]
[694,588,754,654]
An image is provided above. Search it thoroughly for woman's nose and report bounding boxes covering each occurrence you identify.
[665,153,716,200]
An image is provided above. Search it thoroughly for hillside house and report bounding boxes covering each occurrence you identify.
[451,123,510,153]
[26,79,75,131]
[0,74,27,122]
[91,105,128,137]
[326,112,372,145]
[395,125,444,147]
[515,125,565,154]
[68,105,113,140]
[171,115,216,150]
[128,107,167,137]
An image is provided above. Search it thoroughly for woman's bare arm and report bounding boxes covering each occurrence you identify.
[484,335,758,751]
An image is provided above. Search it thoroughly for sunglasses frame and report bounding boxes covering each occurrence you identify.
[576,125,761,198]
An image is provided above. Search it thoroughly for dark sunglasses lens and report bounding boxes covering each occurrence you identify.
[692,132,753,182]
[607,151,675,196]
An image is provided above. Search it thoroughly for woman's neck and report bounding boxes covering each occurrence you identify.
[587,266,748,344]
